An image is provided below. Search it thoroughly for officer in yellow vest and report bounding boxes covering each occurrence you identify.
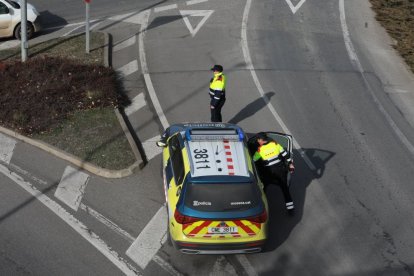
[209,65,227,122]
[253,132,295,214]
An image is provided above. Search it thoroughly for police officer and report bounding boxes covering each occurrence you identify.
[209,65,227,122]
[253,132,295,213]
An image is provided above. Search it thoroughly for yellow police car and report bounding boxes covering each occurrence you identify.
[156,123,293,254]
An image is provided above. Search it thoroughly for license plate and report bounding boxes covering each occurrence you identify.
[208,227,238,234]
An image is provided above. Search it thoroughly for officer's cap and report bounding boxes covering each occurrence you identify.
[211,64,223,72]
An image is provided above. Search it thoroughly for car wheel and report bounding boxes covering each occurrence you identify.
[14,22,35,40]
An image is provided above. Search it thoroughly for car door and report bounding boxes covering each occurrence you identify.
[165,133,186,220]
[248,132,293,184]
[0,1,13,37]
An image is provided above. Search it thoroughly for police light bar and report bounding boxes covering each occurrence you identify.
[185,128,243,141]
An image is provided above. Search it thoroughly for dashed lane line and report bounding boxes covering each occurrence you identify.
[142,135,163,161]
[117,60,139,78]
[125,93,146,116]
[187,0,209,5]
[114,36,137,52]
[0,133,17,165]
[154,4,178,13]
[0,163,140,276]
[54,166,90,211]
[126,205,168,270]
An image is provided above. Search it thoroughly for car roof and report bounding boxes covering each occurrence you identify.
[180,123,250,178]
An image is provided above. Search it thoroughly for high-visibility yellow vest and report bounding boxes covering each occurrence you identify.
[209,72,227,93]
[253,141,288,166]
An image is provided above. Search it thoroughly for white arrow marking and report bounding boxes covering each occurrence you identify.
[285,0,307,14]
[179,10,214,37]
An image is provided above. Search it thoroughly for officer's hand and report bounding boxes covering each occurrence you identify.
[288,163,295,173]
[210,105,215,109]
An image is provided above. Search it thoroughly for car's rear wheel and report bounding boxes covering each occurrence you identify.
[14,22,35,40]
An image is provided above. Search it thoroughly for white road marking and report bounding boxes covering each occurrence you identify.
[109,12,149,24]
[285,0,307,14]
[0,164,140,276]
[79,203,135,242]
[154,4,178,13]
[236,255,258,276]
[179,10,214,37]
[114,36,137,52]
[8,163,48,186]
[125,93,147,116]
[62,19,100,37]
[142,135,163,160]
[209,256,237,276]
[126,205,168,270]
[0,40,20,50]
[117,60,139,78]
[153,255,183,276]
[138,10,170,130]
[339,0,414,156]
[242,0,318,176]
[186,0,208,5]
[79,203,180,276]
[0,133,17,165]
[54,166,89,211]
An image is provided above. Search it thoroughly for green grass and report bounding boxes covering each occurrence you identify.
[0,32,137,170]
[33,107,135,170]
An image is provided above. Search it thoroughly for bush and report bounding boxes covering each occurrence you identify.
[0,56,127,135]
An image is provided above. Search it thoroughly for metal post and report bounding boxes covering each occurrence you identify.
[21,0,28,62]
[85,1,90,54]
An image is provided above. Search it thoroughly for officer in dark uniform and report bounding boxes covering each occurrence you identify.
[209,65,227,122]
[253,132,295,214]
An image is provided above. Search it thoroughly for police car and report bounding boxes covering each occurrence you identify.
[157,123,293,254]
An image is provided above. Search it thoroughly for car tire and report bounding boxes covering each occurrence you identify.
[14,22,35,40]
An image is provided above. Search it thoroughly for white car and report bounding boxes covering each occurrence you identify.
[0,0,41,39]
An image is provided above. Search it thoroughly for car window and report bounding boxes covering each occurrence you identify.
[169,135,185,185]
[5,0,19,9]
[0,2,9,14]
[184,182,261,212]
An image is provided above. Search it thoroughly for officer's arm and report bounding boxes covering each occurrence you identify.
[253,151,262,162]
[210,90,222,107]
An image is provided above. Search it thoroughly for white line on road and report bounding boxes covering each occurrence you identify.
[125,93,146,116]
[285,0,307,14]
[154,4,178,13]
[8,163,48,186]
[126,205,168,270]
[138,10,170,130]
[117,60,139,78]
[62,19,100,37]
[0,40,20,50]
[79,203,181,276]
[236,255,258,276]
[114,36,137,52]
[0,133,17,165]
[186,0,208,5]
[54,166,89,211]
[339,0,414,156]
[142,135,163,161]
[79,203,135,242]
[0,163,140,276]
[179,10,214,37]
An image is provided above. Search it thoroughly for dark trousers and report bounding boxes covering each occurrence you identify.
[211,98,226,122]
[263,164,293,204]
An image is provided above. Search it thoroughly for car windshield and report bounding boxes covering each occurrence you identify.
[184,182,261,212]
[5,0,20,9]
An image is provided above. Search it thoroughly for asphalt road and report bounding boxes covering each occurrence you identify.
[1,0,414,275]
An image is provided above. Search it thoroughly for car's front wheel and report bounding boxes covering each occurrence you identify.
[14,22,35,40]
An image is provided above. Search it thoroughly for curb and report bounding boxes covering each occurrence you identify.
[0,125,140,178]
[0,31,145,178]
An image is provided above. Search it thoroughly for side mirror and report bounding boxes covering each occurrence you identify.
[156,141,167,147]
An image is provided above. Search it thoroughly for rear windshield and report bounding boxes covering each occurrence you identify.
[184,182,261,212]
